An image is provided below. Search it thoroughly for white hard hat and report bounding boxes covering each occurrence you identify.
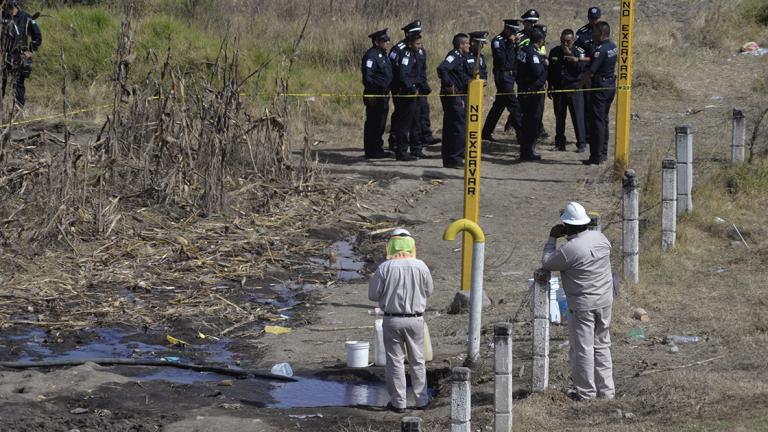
[389,228,412,237]
[559,202,591,226]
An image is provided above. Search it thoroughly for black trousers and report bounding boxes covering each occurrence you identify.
[552,90,586,148]
[440,95,467,166]
[518,92,545,158]
[483,89,522,139]
[390,95,419,157]
[363,95,390,157]
[587,83,616,162]
[417,95,435,143]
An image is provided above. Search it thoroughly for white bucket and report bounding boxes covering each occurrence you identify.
[345,341,370,368]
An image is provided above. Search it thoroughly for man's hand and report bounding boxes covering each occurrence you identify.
[23,51,33,59]
[549,224,567,238]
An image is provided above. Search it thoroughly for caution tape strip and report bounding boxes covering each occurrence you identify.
[1,84,631,130]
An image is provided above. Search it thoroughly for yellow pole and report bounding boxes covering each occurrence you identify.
[615,0,635,171]
[461,75,484,291]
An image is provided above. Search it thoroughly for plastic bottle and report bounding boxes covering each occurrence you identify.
[423,322,433,362]
[628,327,645,341]
[556,288,569,323]
[666,335,700,344]
[270,362,293,377]
[368,307,384,316]
[373,319,386,366]
[548,277,561,324]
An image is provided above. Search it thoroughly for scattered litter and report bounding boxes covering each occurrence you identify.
[94,409,112,417]
[367,307,383,316]
[710,95,723,101]
[624,412,636,419]
[501,271,523,276]
[166,335,190,347]
[218,380,234,386]
[665,335,700,344]
[715,267,728,274]
[288,413,324,419]
[627,327,645,341]
[739,41,768,56]
[69,408,89,415]
[715,217,750,249]
[632,307,651,322]
[265,325,292,335]
[197,331,220,342]
[218,403,243,410]
[669,345,679,354]
[270,362,294,377]
[161,356,180,363]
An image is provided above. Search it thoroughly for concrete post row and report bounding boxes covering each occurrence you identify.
[732,108,746,163]
[623,170,640,283]
[675,125,693,215]
[661,158,677,251]
[451,367,472,432]
[531,269,550,392]
[494,323,513,432]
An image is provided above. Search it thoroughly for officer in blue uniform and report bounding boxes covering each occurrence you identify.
[466,31,488,81]
[515,28,547,161]
[2,0,42,108]
[548,29,587,152]
[507,10,548,140]
[482,19,522,142]
[575,7,602,145]
[581,21,618,165]
[389,27,423,162]
[437,33,471,169]
[362,28,394,159]
[414,38,441,149]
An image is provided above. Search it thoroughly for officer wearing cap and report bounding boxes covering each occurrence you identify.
[482,19,523,142]
[576,7,602,145]
[413,33,441,151]
[515,27,547,161]
[541,202,615,401]
[389,22,424,162]
[2,0,42,109]
[548,29,587,152]
[437,33,471,169]
[362,29,394,160]
[580,21,618,165]
[369,228,433,412]
[466,31,489,81]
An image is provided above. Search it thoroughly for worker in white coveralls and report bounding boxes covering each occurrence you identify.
[541,202,615,401]
[368,228,433,413]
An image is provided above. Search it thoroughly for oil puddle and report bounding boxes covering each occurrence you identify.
[266,377,389,408]
[310,236,366,281]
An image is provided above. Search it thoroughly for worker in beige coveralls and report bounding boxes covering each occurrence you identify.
[541,202,615,401]
[368,228,433,413]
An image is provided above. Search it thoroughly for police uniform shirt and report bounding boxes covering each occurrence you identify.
[466,52,488,80]
[589,40,618,85]
[362,45,393,94]
[548,45,586,89]
[2,10,42,53]
[515,44,546,91]
[575,25,595,54]
[437,49,470,93]
[491,33,517,74]
[393,46,420,94]
[416,47,429,86]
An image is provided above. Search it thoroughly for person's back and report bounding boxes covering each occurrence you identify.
[546,229,612,311]
[368,257,433,314]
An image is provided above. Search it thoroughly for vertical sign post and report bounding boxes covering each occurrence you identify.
[615,0,635,171]
[461,54,484,291]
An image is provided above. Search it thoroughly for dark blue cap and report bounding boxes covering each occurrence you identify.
[534,23,548,36]
[469,31,489,42]
[504,19,522,31]
[401,20,422,35]
[588,7,602,19]
[368,28,390,42]
[521,9,540,22]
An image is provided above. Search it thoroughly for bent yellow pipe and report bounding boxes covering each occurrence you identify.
[443,219,485,243]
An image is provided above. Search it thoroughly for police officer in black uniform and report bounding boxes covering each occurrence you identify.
[548,29,587,152]
[581,21,618,165]
[482,19,522,142]
[2,0,42,109]
[575,7,602,144]
[361,29,394,159]
[414,37,441,148]
[437,33,471,169]
[515,28,547,161]
[389,28,423,162]
[466,31,488,81]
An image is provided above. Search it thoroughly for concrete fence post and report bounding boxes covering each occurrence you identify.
[661,158,677,251]
[401,417,423,432]
[494,323,513,432]
[451,367,472,432]
[587,212,602,232]
[675,125,693,215]
[623,170,640,283]
[531,269,550,392]
[732,108,746,163]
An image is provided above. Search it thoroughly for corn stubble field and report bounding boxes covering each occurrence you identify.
[1,0,768,431]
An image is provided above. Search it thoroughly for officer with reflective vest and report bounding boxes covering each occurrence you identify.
[389,22,424,162]
[437,33,471,169]
[482,19,522,142]
[581,21,618,165]
[2,0,42,109]
[548,28,587,152]
[515,27,547,161]
[361,28,394,160]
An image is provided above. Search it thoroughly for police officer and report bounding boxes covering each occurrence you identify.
[362,29,394,160]
[414,35,441,149]
[516,27,547,161]
[2,0,42,109]
[466,31,488,81]
[482,19,522,142]
[576,7,602,144]
[389,24,424,162]
[548,29,587,152]
[437,33,471,169]
[581,21,618,165]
